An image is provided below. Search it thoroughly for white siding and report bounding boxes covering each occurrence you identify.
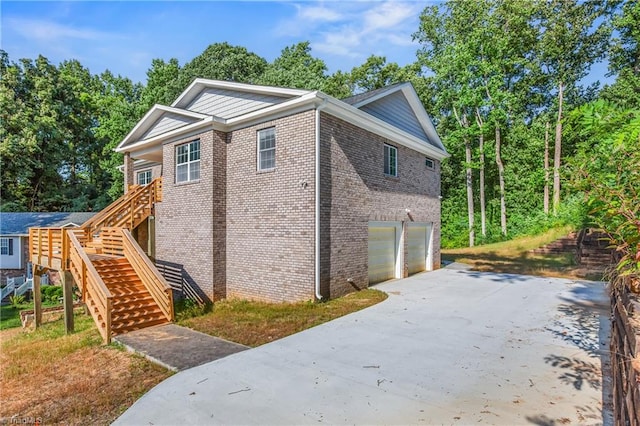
[142,114,198,139]
[359,91,430,143]
[187,88,288,118]
[0,237,22,269]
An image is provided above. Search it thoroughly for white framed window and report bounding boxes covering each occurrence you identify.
[384,144,397,177]
[0,238,12,256]
[257,127,276,171]
[425,157,435,170]
[176,139,200,183]
[137,170,152,185]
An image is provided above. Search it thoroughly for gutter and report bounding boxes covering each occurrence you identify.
[315,99,328,301]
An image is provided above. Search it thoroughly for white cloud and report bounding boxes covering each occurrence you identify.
[6,17,119,42]
[297,5,343,22]
[274,1,428,65]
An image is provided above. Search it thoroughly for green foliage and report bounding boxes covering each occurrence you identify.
[41,285,63,304]
[9,294,26,308]
[177,42,267,91]
[568,100,640,278]
[258,42,328,91]
[174,298,212,321]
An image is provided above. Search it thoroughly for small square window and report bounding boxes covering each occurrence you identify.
[425,157,435,169]
[137,170,152,185]
[384,144,397,177]
[258,128,276,171]
[176,140,200,183]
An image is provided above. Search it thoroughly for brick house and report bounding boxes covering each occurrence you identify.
[116,79,448,303]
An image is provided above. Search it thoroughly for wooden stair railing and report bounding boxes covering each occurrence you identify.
[81,177,163,236]
[120,228,174,322]
[100,228,174,322]
[66,231,113,343]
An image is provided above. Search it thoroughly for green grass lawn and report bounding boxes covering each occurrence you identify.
[179,289,388,347]
[0,300,61,330]
[442,226,604,280]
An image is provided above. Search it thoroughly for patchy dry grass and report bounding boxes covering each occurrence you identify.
[180,289,388,347]
[442,227,604,280]
[0,314,171,425]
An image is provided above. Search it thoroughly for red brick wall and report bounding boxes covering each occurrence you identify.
[225,111,316,302]
[154,129,227,302]
[319,112,442,298]
[151,109,442,303]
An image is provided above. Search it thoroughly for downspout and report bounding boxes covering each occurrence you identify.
[315,98,328,301]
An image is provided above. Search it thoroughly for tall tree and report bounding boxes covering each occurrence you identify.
[534,0,611,214]
[349,55,401,93]
[177,42,267,91]
[258,42,328,90]
[601,0,640,109]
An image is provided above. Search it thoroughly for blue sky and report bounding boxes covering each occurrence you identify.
[1,1,432,83]
[1,1,612,86]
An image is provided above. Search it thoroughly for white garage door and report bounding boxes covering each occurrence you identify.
[368,223,399,284]
[407,223,432,275]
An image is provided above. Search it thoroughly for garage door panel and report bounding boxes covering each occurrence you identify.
[368,226,396,284]
[407,224,429,275]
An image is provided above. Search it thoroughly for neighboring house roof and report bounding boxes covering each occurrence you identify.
[0,212,97,236]
[116,79,449,160]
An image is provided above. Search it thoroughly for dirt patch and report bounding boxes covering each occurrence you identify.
[0,317,172,425]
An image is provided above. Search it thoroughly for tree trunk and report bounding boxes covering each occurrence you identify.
[465,137,475,247]
[475,109,486,238]
[553,82,564,215]
[495,126,507,236]
[453,106,474,247]
[543,121,550,215]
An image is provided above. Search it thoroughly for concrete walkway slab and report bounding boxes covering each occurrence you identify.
[115,324,248,371]
[115,268,611,425]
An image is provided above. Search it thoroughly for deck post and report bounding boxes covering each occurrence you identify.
[61,271,74,334]
[32,265,42,328]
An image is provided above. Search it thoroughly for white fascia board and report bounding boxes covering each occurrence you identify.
[319,94,450,160]
[115,104,210,152]
[350,83,408,108]
[224,92,320,129]
[116,116,218,153]
[350,83,448,156]
[171,78,312,108]
[121,95,319,155]
[120,89,449,161]
[400,85,448,154]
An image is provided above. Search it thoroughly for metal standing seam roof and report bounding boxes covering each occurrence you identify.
[0,212,97,235]
[340,83,406,106]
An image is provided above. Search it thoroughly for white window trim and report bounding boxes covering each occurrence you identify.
[137,169,152,185]
[425,157,435,170]
[384,144,398,177]
[0,238,9,255]
[175,139,200,183]
[257,127,276,171]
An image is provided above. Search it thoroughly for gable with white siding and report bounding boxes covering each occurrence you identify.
[142,113,200,140]
[358,91,430,144]
[186,88,290,119]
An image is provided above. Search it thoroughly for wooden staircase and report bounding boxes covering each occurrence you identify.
[29,178,173,343]
[92,256,169,335]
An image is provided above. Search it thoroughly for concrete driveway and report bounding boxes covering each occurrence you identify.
[115,266,611,425]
